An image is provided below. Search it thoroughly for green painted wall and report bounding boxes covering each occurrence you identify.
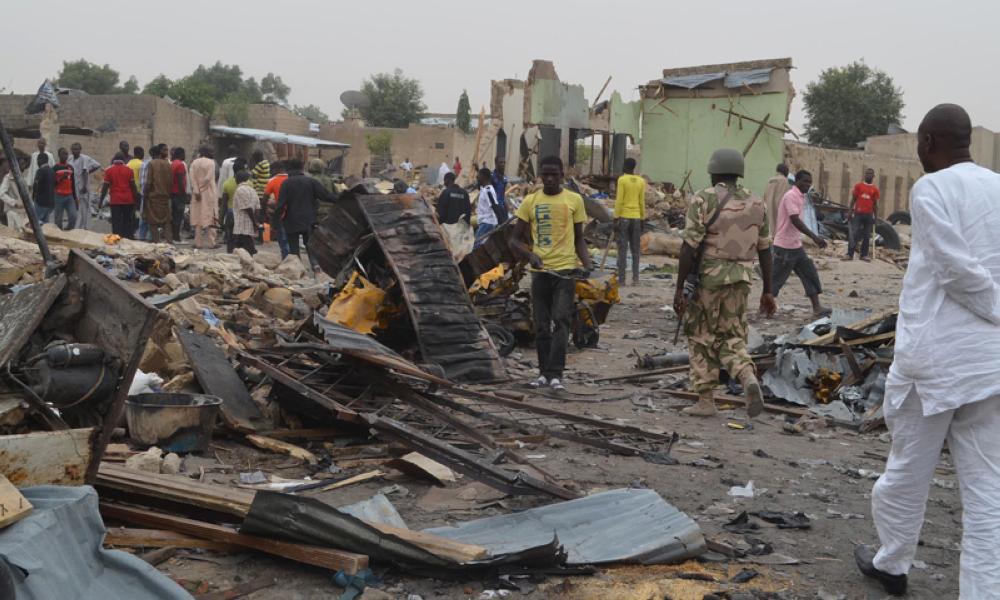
[528,80,589,129]
[640,92,789,194]
[608,91,641,140]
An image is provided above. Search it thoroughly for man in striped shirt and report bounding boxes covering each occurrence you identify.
[251,150,270,198]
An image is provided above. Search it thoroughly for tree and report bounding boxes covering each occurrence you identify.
[294,104,330,123]
[803,61,904,148]
[456,90,471,133]
[55,59,137,95]
[261,73,290,104]
[348,69,426,128]
[142,75,173,97]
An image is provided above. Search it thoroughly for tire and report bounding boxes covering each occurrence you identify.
[875,220,901,250]
[887,211,911,226]
[485,323,516,357]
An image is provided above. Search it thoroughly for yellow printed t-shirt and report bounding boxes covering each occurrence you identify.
[127,158,143,190]
[515,189,587,271]
[614,173,646,219]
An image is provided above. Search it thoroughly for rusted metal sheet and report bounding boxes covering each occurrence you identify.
[459,220,519,287]
[0,275,66,368]
[307,185,372,279]
[358,194,506,383]
[64,250,159,482]
[178,329,268,432]
[0,428,97,486]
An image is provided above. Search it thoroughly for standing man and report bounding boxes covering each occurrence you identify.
[361,162,369,179]
[230,170,260,255]
[217,145,239,206]
[264,161,289,258]
[763,163,791,235]
[27,138,54,195]
[510,156,593,392]
[674,149,774,418]
[453,156,463,180]
[118,140,131,162]
[251,150,271,199]
[144,144,174,243]
[492,157,508,216]
[435,172,471,226]
[169,148,188,242]
[474,167,503,246]
[307,158,334,194]
[772,170,830,317]
[189,147,219,249]
[31,153,55,224]
[0,156,30,231]
[68,143,101,230]
[275,157,332,269]
[52,148,78,230]
[128,147,145,239]
[221,157,248,253]
[848,167,880,261]
[400,157,413,177]
[614,157,646,285]
[854,104,1000,597]
[99,153,139,238]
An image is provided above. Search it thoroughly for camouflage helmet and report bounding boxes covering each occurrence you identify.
[307,157,325,174]
[707,148,744,177]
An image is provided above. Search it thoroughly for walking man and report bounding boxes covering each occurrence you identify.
[189,147,218,249]
[435,172,471,226]
[674,149,775,418]
[510,156,593,392]
[275,157,333,269]
[99,153,139,238]
[771,170,830,317]
[854,104,1000,598]
[264,161,289,258]
[52,147,77,230]
[848,167,880,261]
[474,167,503,246]
[763,163,790,234]
[144,144,174,243]
[614,157,645,285]
[68,143,101,230]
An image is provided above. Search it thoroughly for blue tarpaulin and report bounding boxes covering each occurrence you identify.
[724,68,774,89]
[661,73,726,89]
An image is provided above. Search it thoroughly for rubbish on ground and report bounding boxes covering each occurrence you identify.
[727,481,755,499]
[0,475,32,528]
[752,511,811,529]
[126,393,222,453]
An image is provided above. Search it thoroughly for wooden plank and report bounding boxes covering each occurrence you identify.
[843,331,896,347]
[100,503,369,574]
[258,427,352,440]
[804,310,897,346]
[0,274,65,367]
[178,329,266,433]
[387,452,457,485]
[0,474,32,527]
[315,469,383,492]
[194,577,275,600]
[0,428,97,487]
[104,527,239,551]
[246,435,318,465]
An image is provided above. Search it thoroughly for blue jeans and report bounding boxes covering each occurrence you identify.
[275,223,290,258]
[36,204,54,224]
[474,222,496,248]
[53,194,77,230]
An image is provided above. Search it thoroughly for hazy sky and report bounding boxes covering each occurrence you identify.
[4,0,997,137]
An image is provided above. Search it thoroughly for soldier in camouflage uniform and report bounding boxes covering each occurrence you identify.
[674,149,776,417]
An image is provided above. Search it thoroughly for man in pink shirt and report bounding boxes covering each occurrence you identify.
[772,169,830,317]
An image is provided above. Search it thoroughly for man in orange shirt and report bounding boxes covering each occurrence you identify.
[99,153,140,238]
[263,161,289,258]
[848,168,880,261]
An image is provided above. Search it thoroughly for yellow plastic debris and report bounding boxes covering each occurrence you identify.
[325,272,387,335]
[470,264,506,294]
[103,234,122,245]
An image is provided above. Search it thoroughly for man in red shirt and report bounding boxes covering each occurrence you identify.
[170,147,188,242]
[52,147,78,231]
[848,168,880,261]
[100,153,140,238]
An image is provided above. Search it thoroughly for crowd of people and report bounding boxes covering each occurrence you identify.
[2,139,336,269]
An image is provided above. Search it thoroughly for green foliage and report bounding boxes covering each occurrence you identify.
[366,131,393,156]
[349,69,426,128]
[142,75,173,97]
[575,142,593,166]
[294,104,330,123]
[456,90,472,133]
[261,73,290,104]
[55,59,138,95]
[803,61,905,148]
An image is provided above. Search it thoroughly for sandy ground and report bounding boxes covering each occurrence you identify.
[135,241,966,600]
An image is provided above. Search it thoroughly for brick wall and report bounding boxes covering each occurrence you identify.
[246,104,311,136]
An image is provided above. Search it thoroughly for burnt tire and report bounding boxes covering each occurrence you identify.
[887,211,911,226]
[486,323,516,357]
[875,220,902,250]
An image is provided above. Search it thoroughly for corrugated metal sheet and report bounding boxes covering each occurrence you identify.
[424,488,706,565]
[210,125,350,148]
[724,68,774,88]
[661,73,725,89]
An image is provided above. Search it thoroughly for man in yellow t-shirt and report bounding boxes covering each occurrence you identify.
[614,157,646,285]
[128,147,145,239]
[512,155,593,392]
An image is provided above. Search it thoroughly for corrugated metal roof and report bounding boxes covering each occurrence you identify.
[661,67,774,90]
[209,125,350,148]
[425,488,706,565]
[661,72,726,89]
[724,67,774,88]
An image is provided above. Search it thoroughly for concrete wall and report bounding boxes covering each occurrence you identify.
[245,104,311,136]
[319,122,495,184]
[639,59,793,193]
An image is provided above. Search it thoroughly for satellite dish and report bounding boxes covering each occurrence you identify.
[340,90,370,109]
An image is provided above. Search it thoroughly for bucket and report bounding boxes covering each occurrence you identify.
[125,393,222,453]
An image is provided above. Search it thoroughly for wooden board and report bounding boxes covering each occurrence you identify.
[804,309,897,346]
[178,329,266,433]
[0,274,65,367]
[0,474,32,527]
[246,435,318,464]
[0,428,97,487]
[100,503,368,573]
[387,452,457,485]
[104,527,239,552]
